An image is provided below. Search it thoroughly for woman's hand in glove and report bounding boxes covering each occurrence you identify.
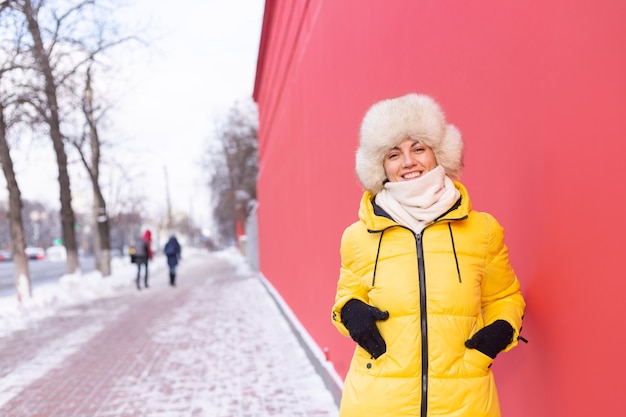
[341,299,389,359]
[465,319,515,359]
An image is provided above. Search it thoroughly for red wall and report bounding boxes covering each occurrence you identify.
[254,1,626,415]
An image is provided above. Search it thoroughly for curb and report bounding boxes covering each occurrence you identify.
[257,272,343,407]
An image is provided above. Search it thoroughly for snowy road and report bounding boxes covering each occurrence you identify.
[0,256,97,296]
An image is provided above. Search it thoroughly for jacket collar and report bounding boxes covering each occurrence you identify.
[359,180,471,232]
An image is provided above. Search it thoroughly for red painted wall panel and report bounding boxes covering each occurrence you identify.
[254,1,626,415]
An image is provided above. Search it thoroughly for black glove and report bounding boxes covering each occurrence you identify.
[465,319,515,359]
[341,299,389,359]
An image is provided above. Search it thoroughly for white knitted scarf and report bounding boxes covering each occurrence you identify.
[374,165,460,234]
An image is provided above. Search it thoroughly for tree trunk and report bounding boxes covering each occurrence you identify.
[23,0,79,274]
[0,101,31,302]
[94,188,111,276]
[84,66,111,276]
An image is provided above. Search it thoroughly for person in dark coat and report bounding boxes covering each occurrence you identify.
[134,229,153,290]
[164,235,181,286]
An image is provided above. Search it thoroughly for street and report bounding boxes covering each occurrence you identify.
[0,256,97,297]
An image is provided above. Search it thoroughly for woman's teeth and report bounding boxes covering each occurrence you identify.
[403,172,421,179]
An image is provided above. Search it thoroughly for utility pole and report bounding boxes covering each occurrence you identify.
[164,166,172,232]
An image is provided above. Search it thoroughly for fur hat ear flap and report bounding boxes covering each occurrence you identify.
[436,124,464,180]
[355,93,464,194]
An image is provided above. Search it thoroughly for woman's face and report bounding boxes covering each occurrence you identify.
[383,138,438,183]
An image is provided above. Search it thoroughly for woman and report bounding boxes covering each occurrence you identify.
[331,93,525,417]
[164,235,181,286]
[134,229,154,290]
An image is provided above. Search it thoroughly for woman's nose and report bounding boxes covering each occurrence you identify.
[402,152,416,166]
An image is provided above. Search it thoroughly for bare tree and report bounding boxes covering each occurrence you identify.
[206,99,258,246]
[71,62,111,275]
[0,92,31,301]
[9,0,136,274]
[45,2,138,277]
[12,0,81,273]
[0,4,32,301]
[0,0,142,296]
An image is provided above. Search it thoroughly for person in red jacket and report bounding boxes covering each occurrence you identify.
[134,229,153,290]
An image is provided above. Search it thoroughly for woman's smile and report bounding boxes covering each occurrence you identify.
[383,138,438,183]
[401,170,423,180]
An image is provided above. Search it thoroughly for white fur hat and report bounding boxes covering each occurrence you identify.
[355,93,464,195]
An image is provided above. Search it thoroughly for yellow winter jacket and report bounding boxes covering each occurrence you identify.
[331,182,525,417]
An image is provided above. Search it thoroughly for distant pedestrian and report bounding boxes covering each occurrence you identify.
[132,229,153,290]
[164,235,181,286]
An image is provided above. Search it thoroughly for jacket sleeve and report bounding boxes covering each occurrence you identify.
[331,227,371,337]
[147,241,154,260]
[481,213,526,351]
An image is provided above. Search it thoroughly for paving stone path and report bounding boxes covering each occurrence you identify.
[0,252,339,417]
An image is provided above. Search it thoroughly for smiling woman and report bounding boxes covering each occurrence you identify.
[382,139,438,182]
[331,93,525,417]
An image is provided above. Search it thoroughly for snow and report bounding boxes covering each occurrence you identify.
[0,254,139,338]
[0,248,342,416]
[0,322,105,406]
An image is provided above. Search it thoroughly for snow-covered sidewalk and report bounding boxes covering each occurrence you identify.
[0,249,340,416]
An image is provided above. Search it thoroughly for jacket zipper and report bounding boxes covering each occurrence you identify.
[416,232,428,417]
[369,197,468,416]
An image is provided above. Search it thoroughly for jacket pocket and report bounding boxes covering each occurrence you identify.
[351,346,387,376]
[462,347,492,377]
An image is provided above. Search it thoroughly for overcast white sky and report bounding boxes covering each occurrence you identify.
[3,0,265,234]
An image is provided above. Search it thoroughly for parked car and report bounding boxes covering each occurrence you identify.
[45,245,67,262]
[0,250,12,262]
[25,247,46,260]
